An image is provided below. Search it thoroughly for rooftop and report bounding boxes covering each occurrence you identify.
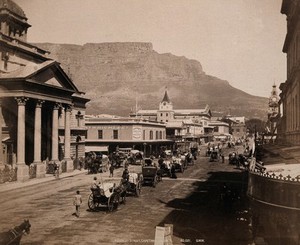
[0,0,26,19]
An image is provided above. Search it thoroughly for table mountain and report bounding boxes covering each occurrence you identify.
[34,42,268,119]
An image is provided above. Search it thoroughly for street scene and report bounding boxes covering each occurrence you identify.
[1,0,300,244]
[0,145,252,245]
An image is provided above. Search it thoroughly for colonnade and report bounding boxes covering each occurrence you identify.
[0,99,2,168]
[0,97,74,181]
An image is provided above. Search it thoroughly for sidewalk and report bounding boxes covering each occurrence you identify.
[262,144,300,164]
[0,164,140,193]
[0,169,88,193]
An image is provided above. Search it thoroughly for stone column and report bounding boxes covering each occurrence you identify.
[15,97,29,181]
[0,99,3,167]
[34,100,45,178]
[64,105,73,172]
[51,103,60,161]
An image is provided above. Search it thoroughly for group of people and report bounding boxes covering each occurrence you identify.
[206,143,225,163]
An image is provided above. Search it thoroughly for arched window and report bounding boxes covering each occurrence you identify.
[76,111,83,127]
[76,135,82,142]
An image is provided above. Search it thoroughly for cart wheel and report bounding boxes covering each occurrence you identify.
[136,182,141,197]
[88,193,96,211]
[108,193,119,212]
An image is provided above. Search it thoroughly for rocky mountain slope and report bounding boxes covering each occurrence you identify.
[34,42,268,118]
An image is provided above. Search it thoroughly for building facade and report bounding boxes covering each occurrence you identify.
[208,120,230,141]
[130,90,213,144]
[219,116,247,140]
[85,115,172,156]
[247,3,300,245]
[279,0,300,145]
[0,0,89,182]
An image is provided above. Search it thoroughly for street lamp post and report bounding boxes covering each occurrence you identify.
[143,143,147,157]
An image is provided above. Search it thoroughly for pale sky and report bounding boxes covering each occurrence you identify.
[16,0,286,97]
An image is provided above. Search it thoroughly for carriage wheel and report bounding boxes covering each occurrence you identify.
[135,182,141,197]
[108,193,119,212]
[88,194,96,211]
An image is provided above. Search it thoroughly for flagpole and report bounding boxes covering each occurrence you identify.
[135,93,138,118]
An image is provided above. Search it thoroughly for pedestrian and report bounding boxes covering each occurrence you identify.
[109,164,114,177]
[170,164,177,179]
[221,154,225,163]
[73,190,82,217]
[53,162,59,179]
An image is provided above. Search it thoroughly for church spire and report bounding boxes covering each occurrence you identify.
[161,87,170,103]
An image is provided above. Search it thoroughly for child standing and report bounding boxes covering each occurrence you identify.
[73,190,82,217]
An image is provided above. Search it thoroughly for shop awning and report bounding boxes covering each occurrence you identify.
[85,146,109,152]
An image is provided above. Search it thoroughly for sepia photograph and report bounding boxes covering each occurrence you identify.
[0,0,299,244]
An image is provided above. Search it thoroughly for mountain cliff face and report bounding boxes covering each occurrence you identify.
[34,42,268,118]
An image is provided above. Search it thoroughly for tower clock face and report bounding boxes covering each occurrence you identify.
[272,97,277,102]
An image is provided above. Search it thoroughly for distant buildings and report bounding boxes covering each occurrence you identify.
[85,115,172,156]
[215,116,247,140]
[208,120,230,141]
[279,0,300,145]
[130,89,215,145]
[0,0,89,181]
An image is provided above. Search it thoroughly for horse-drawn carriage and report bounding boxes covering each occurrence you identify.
[111,151,127,168]
[120,172,142,197]
[209,150,220,162]
[126,150,144,165]
[88,182,125,212]
[172,155,187,173]
[142,159,160,187]
[158,158,171,177]
[85,152,109,174]
[185,152,194,165]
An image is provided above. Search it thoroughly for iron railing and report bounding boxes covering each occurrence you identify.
[251,168,300,182]
[0,165,17,184]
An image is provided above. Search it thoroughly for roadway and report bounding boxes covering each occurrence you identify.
[0,145,253,245]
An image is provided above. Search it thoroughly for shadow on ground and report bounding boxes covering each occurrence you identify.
[157,171,253,245]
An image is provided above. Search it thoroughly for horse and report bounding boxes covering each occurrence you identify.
[0,219,31,245]
[85,153,98,174]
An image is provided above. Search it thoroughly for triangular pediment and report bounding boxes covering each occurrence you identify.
[45,76,63,87]
[31,67,65,88]
[26,61,79,92]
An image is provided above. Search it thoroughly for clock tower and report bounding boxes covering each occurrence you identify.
[157,88,174,123]
[268,84,279,118]
[266,84,280,141]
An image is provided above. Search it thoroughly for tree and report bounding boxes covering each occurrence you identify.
[245,118,266,134]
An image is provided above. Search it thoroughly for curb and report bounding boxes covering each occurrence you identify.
[0,166,129,193]
[0,169,89,193]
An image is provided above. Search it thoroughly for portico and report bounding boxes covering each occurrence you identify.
[0,62,89,181]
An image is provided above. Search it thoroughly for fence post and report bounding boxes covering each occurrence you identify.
[164,224,173,245]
